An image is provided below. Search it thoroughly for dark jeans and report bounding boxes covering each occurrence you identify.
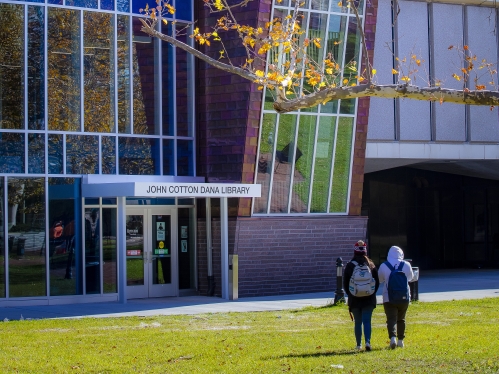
[383,302,409,340]
[351,304,375,346]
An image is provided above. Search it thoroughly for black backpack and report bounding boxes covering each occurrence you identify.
[384,261,410,303]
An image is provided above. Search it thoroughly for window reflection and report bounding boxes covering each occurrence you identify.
[48,8,81,131]
[254,113,277,214]
[84,12,115,133]
[102,208,117,293]
[66,135,99,174]
[271,114,298,213]
[177,140,193,176]
[291,115,316,213]
[176,24,193,137]
[48,134,63,174]
[0,133,24,173]
[49,178,83,296]
[119,137,159,175]
[28,134,45,174]
[85,207,100,294]
[163,139,174,175]
[102,136,117,174]
[162,22,174,136]
[28,6,45,130]
[330,117,353,212]
[0,4,24,130]
[118,15,131,134]
[0,177,4,297]
[132,17,157,135]
[311,117,335,212]
[8,177,46,297]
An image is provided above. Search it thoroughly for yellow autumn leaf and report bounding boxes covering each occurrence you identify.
[326,68,333,75]
[255,70,265,77]
[371,69,377,75]
[452,73,461,81]
[392,69,398,74]
[343,78,348,85]
[162,19,168,25]
[400,76,411,82]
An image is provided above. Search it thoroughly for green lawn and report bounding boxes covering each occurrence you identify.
[1,298,498,373]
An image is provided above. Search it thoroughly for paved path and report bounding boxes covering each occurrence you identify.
[1,269,498,321]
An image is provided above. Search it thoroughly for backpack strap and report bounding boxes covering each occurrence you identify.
[351,261,358,266]
[384,261,394,271]
[397,262,405,271]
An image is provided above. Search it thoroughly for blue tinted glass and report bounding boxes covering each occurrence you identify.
[66,135,99,174]
[102,136,116,175]
[119,137,160,175]
[28,134,45,174]
[0,133,24,173]
[28,6,45,130]
[48,134,63,174]
[175,0,192,21]
[178,198,194,205]
[101,0,114,10]
[67,0,98,8]
[177,139,193,176]
[85,198,100,205]
[48,0,63,4]
[132,0,147,14]
[163,139,174,175]
[102,198,117,205]
[117,0,129,12]
[126,198,175,205]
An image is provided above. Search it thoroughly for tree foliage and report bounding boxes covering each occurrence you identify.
[139,0,499,113]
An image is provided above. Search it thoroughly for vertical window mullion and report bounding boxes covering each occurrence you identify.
[24,5,28,173]
[80,10,84,133]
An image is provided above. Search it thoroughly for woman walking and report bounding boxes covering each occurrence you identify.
[343,240,380,351]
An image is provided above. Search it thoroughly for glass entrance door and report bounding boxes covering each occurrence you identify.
[125,208,177,299]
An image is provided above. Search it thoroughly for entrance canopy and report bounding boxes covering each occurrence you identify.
[82,175,261,198]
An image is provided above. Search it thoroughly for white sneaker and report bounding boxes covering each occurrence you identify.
[390,337,397,349]
[365,343,372,351]
[355,345,362,351]
[397,339,404,348]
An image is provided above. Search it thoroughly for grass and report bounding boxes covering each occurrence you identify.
[1,298,499,373]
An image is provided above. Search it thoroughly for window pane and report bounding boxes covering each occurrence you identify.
[163,139,174,175]
[291,115,316,213]
[132,17,157,135]
[85,207,100,294]
[28,6,45,130]
[0,133,24,173]
[340,17,361,115]
[311,116,335,212]
[84,12,115,133]
[270,114,297,213]
[254,113,277,214]
[49,178,83,296]
[0,177,4,297]
[119,137,159,175]
[175,0,192,21]
[177,139,193,176]
[66,135,99,174]
[28,133,45,174]
[118,15,131,134]
[48,134,63,174]
[117,0,129,12]
[67,0,98,8]
[176,24,193,137]
[102,136,116,174]
[48,8,81,131]
[8,177,46,297]
[330,117,353,212]
[311,0,329,11]
[102,208,117,293]
[101,0,114,10]
[0,4,24,130]
[162,22,174,136]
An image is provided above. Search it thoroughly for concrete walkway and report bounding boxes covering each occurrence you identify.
[1,269,498,321]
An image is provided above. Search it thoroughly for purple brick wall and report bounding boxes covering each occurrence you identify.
[197,216,368,297]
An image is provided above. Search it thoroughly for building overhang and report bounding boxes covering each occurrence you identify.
[82,175,261,198]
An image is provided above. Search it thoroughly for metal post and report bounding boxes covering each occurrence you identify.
[334,257,345,304]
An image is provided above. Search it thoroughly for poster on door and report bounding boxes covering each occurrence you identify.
[157,222,165,241]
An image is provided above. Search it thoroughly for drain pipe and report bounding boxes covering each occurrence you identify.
[206,197,215,296]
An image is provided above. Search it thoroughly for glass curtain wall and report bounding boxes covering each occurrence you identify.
[0,0,194,300]
[254,0,361,214]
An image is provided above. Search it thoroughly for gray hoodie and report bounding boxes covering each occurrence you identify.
[378,246,414,303]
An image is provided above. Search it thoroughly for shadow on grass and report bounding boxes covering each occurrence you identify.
[264,347,385,360]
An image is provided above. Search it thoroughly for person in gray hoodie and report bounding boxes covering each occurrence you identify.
[378,246,414,349]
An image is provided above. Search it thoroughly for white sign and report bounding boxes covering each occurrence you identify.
[135,183,261,198]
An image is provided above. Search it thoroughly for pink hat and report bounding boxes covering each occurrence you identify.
[354,240,367,255]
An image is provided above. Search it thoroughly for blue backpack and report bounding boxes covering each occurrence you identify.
[384,261,410,303]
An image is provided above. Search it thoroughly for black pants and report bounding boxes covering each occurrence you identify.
[383,302,409,340]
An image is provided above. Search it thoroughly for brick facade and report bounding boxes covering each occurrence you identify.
[197,216,368,297]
